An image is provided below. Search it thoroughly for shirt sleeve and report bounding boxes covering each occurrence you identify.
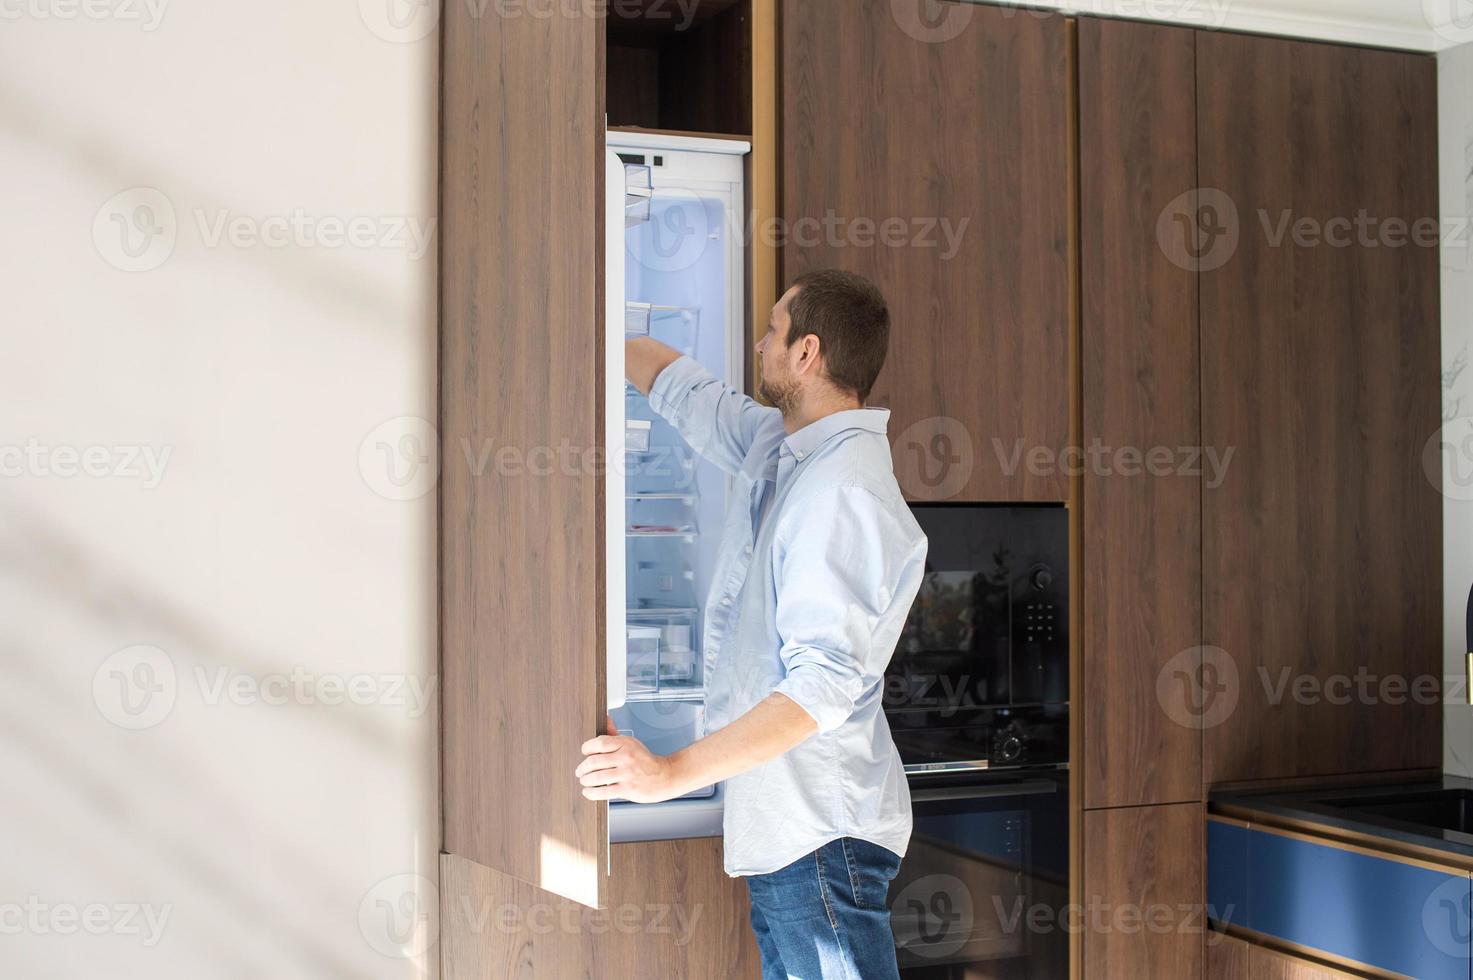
[770,484,925,734]
[647,355,782,476]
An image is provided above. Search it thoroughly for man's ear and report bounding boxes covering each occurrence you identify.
[796,333,823,377]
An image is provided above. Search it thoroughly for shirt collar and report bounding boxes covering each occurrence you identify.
[780,408,891,462]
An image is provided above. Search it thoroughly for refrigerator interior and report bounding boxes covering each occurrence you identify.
[607,132,748,842]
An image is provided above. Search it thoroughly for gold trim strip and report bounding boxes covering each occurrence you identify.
[1207,811,1473,876]
[1217,923,1406,979]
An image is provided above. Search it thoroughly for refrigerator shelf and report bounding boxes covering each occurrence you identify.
[625,686,705,704]
[627,492,698,502]
[624,301,699,340]
[627,527,697,540]
[624,163,652,226]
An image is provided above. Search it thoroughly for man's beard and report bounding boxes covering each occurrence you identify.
[758,376,800,417]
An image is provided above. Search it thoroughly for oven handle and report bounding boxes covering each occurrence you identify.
[909,779,1059,802]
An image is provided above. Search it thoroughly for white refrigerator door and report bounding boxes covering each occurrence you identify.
[605,147,627,711]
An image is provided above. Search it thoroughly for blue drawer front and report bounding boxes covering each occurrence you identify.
[1211,822,1472,980]
[1206,820,1250,929]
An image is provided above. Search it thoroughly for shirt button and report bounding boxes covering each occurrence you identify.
[721,596,733,607]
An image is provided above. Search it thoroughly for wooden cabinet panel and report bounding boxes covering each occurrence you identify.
[441,840,762,979]
[1078,17,1202,809]
[1083,803,1204,979]
[440,1,608,906]
[1197,31,1442,786]
[1208,934,1353,980]
[781,0,1071,502]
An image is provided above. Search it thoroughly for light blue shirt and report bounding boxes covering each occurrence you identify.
[648,356,927,877]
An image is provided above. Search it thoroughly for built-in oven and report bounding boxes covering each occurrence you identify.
[892,771,1068,977]
[884,504,1070,977]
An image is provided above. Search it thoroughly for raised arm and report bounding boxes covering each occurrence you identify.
[626,337,681,397]
[632,337,782,476]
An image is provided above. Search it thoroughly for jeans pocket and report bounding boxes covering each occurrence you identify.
[843,838,902,910]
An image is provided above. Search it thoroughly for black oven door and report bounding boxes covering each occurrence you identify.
[890,771,1068,978]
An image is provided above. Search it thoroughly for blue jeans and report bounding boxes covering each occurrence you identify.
[745,837,903,980]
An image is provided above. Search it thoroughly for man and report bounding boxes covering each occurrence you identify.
[575,269,927,979]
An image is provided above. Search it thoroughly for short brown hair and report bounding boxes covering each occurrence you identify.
[786,269,890,402]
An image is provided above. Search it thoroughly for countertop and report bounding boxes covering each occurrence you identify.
[1210,774,1473,865]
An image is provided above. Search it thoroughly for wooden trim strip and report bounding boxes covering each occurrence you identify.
[1207,811,1473,875]
[1063,16,1082,980]
[1216,923,1403,979]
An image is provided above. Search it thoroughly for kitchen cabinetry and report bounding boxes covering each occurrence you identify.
[1198,30,1442,785]
[1083,803,1204,979]
[1078,16,1201,810]
[1207,934,1355,979]
[780,0,1072,502]
[440,841,761,979]
[441,0,608,909]
[1207,816,1472,979]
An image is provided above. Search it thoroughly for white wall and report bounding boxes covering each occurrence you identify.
[0,3,440,977]
[1441,41,1473,775]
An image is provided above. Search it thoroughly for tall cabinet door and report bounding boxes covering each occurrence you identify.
[781,0,1071,502]
[440,4,609,907]
[1197,31,1442,785]
[1078,17,1202,809]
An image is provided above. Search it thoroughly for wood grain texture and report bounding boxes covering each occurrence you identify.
[1083,803,1204,979]
[781,0,1072,502]
[1207,933,1353,980]
[440,2,608,906]
[440,841,762,980]
[1197,31,1442,787]
[1078,17,1202,810]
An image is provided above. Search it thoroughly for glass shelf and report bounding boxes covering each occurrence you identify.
[625,418,652,453]
[627,526,697,540]
[624,164,652,226]
[624,610,699,699]
[624,302,699,340]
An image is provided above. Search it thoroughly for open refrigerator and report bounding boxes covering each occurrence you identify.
[604,131,750,842]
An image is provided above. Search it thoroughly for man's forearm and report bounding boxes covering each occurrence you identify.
[626,337,681,396]
[667,692,818,796]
